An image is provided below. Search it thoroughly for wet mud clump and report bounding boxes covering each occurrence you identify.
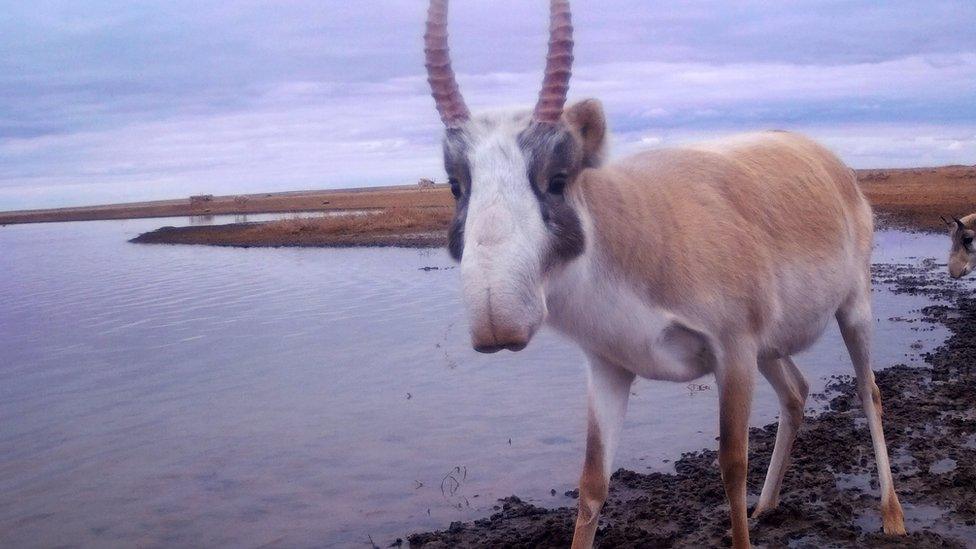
[407,261,976,548]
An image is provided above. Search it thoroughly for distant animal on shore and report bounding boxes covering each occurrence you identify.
[423,1,907,547]
[943,215,976,278]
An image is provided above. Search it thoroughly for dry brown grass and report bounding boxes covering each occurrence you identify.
[89,164,976,248]
[1,185,455,224]
[265,206,453,237]
[131,206,454,248]
[856,165,976,231]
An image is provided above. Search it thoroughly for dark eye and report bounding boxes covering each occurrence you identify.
[449,178,461,199]
[548,173,568,195]
[964,236,973,247]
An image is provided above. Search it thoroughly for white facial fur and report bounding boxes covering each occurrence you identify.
[458,112,551,352]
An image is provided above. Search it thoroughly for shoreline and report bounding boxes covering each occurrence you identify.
[128,207,451,248]
[125,164,974,248]
[0,184,453,225]
[405,260,976,547]
[129,222,448,249]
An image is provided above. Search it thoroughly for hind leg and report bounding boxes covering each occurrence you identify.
[753,356,808,517]
[836,293,906,535]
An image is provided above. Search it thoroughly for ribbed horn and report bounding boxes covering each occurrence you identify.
[954,216,966,231]
[424,0,470,128]
[533,0,574,124]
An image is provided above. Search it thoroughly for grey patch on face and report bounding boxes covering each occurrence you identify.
[448,199,467,261]
[959,229,975,252]
[518,122,586,263]
[444,129,471,261]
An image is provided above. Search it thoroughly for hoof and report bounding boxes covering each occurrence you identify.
[882,520,907,536]
[750,500,777,519]
[881,497,906,535]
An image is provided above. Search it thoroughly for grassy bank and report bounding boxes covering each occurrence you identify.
[0,185,454,225]
[125,165,976,248]
[860,165,976,231]
[130,207,454,248]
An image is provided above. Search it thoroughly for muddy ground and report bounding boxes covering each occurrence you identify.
[406,260,976,547]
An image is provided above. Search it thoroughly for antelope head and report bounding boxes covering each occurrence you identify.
[425,0,607,353]
[943,215,975,278]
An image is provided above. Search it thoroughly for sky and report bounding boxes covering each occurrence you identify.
[1,1,974,210]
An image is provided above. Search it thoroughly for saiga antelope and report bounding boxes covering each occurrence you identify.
[423,1,906,546]
[943,215,976,278]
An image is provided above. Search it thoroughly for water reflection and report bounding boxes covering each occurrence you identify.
[178,209,382,228]
[189,214,215,225]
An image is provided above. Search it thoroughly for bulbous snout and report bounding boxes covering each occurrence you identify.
[948,250,973,279]
[459,212,547,354]
[457,169,552,354]
[949,263,971,279]
[465,284,545,354]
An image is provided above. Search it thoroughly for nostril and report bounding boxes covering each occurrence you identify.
[474,342,527,354]
[474,343,503,354]
[473,339,529,354]
[503,341,527,352]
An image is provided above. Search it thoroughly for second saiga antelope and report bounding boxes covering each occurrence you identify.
[423,1,906,546]
[943,215,976,278]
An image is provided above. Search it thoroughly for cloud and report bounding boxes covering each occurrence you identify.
[0,1,974,209]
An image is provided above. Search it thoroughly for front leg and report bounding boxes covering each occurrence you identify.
[716,342,757,549]
[571,355,635,549]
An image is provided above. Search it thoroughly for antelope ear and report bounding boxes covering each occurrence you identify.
[564,99,608,168]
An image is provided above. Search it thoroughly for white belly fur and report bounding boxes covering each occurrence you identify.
[546,264,715,382]
[546,251,862,380]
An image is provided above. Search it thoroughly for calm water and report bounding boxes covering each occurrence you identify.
[0,219,953,547]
